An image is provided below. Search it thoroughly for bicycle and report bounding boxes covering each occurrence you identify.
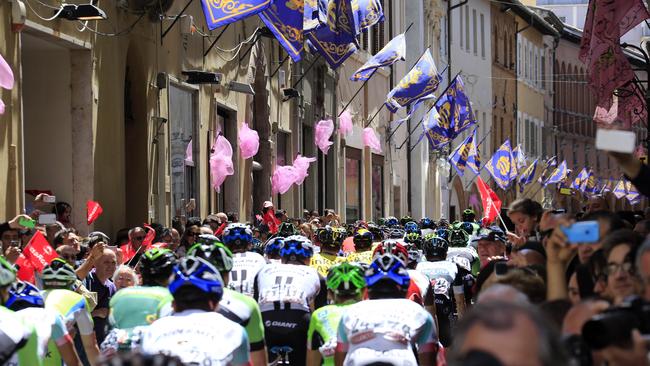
[268,346,293,366]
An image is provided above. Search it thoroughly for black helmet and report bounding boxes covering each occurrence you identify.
[353,229,374,250]
[139,248,177,286]
[41,258,76,289]
[462,208,476,222]
[423,237,449,259]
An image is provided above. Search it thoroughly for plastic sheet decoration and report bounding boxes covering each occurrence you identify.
[238,123,260,159]
[363,127,382,153]
[210,136,234,192]
[314,119,335,154]
[338,110,353,137]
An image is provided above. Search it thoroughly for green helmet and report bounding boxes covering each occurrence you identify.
[0,256,16,288]
[139,248,177,286]
[326,262,366,296]
[404,232,423,249]
[187,239,233,273]
[42,258,77,289]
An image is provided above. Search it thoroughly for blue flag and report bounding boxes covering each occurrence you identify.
[326,0,357,44]
[200,0,271,30]
[448,132,475,177]
[353,0,384,30]
[304,0,327,33]
[259,1,304,62]
[351,33,406,81]
[512,144,526,170]
[431,76,477,135]
[537,156,557,184]
[385,49,442,112]
[467,129,481,174]
[306,23,357,69]
[423,108,453,150]
[544,160,568,186]
[518,158,538,193]
[601,177,614,193]
[570,168,589,190]
[613,179,627,199]
[485,140,515,190]
[626,181,641,204]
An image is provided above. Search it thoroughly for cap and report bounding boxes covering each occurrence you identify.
[263,201,274,209]
[472,226,506,244]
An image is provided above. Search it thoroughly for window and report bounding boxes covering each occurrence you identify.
[541,55,546,90]
[169,83,199,217]
[345,147,362,223]
[494,25,499,63]
[460,7,464,49]
[481,13,485,59]
[371,154,384,221]
[465,6,470,51]
[472,9,477,55]
[534,48,538,87]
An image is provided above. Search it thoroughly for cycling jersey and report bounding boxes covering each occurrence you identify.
[344,250,374,265]
[141,309,250,365]
[17,307,70,366]
[307,302,354,366]
[416,260,459,286]
[253,262,325,312]
[1,306,39,366]
[336,298,437,365]
[101,286,173,355]
[230,252,267,297]
[219,288,266,352]
[310,252,345,277]
[447,246,479,272]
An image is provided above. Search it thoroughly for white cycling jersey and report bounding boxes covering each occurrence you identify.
[407,269,430,300]
[254,262,321,312]
[337,298,437,366]
[141,309,250,366]
[447,247,478,271]
[229,252,267,297]
[416,260,458,285]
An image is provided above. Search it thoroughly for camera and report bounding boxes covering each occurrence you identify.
[582,296,650,349]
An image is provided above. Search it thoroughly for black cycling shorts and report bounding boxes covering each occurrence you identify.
[262,309,311,365]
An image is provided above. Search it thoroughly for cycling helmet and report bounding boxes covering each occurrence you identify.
[193,234,223,247]
[449,229,470,248]
[462,208,476,222]
[251,238,264,255]
[437,219,450,228]
[316,226,341,251]
[139,248,177,286]
[400,216,413,226]
[326,262,366,296]
[423,237,449,259]
[385,227,405,239]
[365,254,411,296]
[372,240,409,265]
[377,218,386,226]
[277,222,299,238]
[404,221,421,235]
[353,220,368,230]
[366,224,384,242]
[458,222,477,237]
[168,256,223,302]
[404,232,423,249]
[420,217,435,230]
[222,223,253,251]
[0,256,15,288]
[435,228,451,241]
[264,237,284,258]
[385,216,399,228]
[280,235,314,260]
[6,281,44,310]
[41,258,77,289]
[353,229,373,250]
[405,244,422,267]
[187,240,233,273]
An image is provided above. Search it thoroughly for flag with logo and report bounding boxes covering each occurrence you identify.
[543,160,568,186]
[86,200,103,225]
[537,156,557,184]
[423,108,453,150]
[485,140,515,190]
[601,177,614,193]
[306,24,357,69]
[613,178,627,199]
[625,181,641,204]
[326,0,358,44]
[448,132,475,177]
[385,49,442,112]
[259,0,305,62]
[200,0,271,30]
[22,231,58,272]
[476,176,502,226]
[351,33,406,81]
[304,0,327,32]
[512,144,527,170]
[352,0,384,31]
[518,158,538,193]
[466,129,481,174]
[571,168,590,190]
[581,171,599,195]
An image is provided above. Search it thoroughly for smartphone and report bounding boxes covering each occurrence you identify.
[561,221,600,244]
[495,262,509,277]
[38,213,57,225]
[595,129,636,153]
[19,217,35,229]
[43,195,56,203]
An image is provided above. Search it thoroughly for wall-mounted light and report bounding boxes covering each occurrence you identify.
[228,81,254,95]
[282,87,299,101]
[57,4,107,21]
[181,71,222,85]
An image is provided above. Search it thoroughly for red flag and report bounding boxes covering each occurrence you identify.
[214,222,227,237]
[476,177,502,226]
[86,200,103,225]
[262,209,280,234]
[22,231,58,272]
[120,242,136,264]
[15,254,36,284]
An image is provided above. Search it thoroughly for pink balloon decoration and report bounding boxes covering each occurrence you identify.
[271,165,297,195]
[314,119,334,154]
[0,53,14,90]
[363,127,382,153]
[210,136,234,192]
[238,123,260,159]
[292,154,316,185]
[338,110,353,137]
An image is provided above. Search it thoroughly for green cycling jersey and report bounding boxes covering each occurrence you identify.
[307,302,354,366]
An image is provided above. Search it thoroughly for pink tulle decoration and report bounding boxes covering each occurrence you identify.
[0,54,14,90]
[184,139,194,166]
[272,165,297,195]
[363,127,382,153]
[0,99,4,115]
[314,119,334,154]
[210,136,234,192]
[338,110,353,137]
[238,123,259,159]
[292,154,317,185]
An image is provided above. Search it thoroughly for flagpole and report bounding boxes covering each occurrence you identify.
[339,22,415,118]
[291,54,322,89]
[385,116,408,141]
[445,126,492,189]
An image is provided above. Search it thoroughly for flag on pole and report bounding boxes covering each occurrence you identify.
[518,158,538,193]
[352,0,384,31]
[304,0,327,33]
[601,177,614,193]
[467,129,481,174]
[581,171,599,195]
[306,25,357,69]
[326,0,357,44]
[21,231,57,272]
[448,132,475,177]
[423,108,453,150]
[613,178,627,199]
[512,144,527,170]
[476,176,502,226]
[485,140,515,190]
[625,181,641,204]
[544,160,568,186]
[86,200,103,225]
[351,33,406,81]
[537,156,557,184]
[200,0,271,30]
[571,168,590,190]
[385,49,442,112]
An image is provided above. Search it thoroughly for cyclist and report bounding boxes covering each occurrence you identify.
[420,217,436,236]
[41,258,100,365]
[344,228,374,265]
[140,256,250,365]
[461,208,477,223]
[254,235,327,365]
[222,223,266,297]
[101,248,176,356]
[188,236,268,366]
[372,240,430,307]
[310,226,346,277]
[384,216,399,228]
[264,236,284,263]
[403,221,421,235]
[335,254,438,365]
[307,263,366,366]
[0,257,41,366]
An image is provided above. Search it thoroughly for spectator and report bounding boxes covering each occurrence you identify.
[636,237,650,301]
[0,226,21,264]
[473,227,507,267]
[113,265,139,291]
[56,244,78,267]
[601,229,643,305]
[507,198,544,245]
[53,201,73,228]
[633,219,650,237]
[203,214,221,232]
[81,247,117,344]
[45,222,64,245]
[584,195,610,215]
